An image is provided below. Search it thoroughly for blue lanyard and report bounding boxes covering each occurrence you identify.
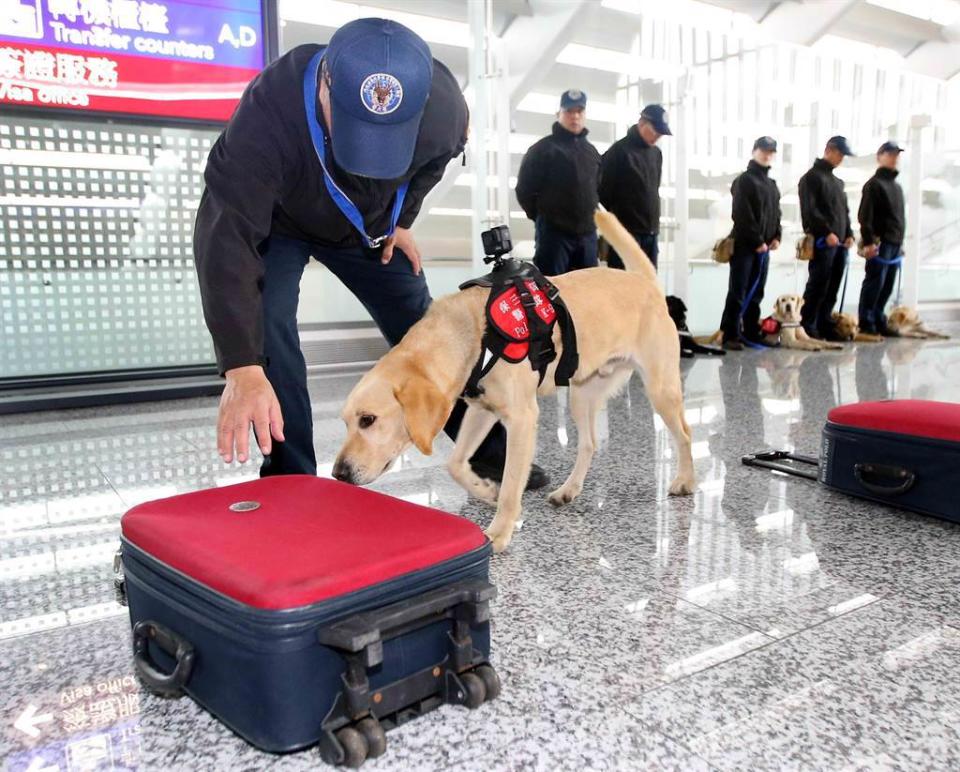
[303,52,409,249]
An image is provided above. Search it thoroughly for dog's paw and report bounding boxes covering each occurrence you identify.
[484,526,513,553]
[547,484,581,506]
[668,476,695,496]
[471,477,500,505]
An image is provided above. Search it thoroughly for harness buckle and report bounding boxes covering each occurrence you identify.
[366,235,389,249]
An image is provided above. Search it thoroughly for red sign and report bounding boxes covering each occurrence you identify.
[0,0,268,122]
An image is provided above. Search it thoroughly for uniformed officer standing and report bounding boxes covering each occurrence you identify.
[798,136,855,339]
[194,18,548,489]
[857,141,906,336]
[598,104,671,269]
[515,89,601,275]
[719,137,782,350]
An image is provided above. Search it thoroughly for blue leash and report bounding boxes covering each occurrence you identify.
[838,247,850,312]
[872,244,904,306]
[738,250,769,350]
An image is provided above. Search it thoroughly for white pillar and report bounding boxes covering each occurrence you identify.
[468,0,489,271]
[674,84,690,300]
[494,38,511,227]
[904,114,931,308]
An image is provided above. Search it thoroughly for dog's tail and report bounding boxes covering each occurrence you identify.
[594,209,658,283]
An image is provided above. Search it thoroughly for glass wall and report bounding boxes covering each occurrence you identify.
[1,115,218,378]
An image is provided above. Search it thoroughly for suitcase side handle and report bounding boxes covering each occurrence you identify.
[854,463,916,497]
[317,578,496,667]
[133,620,195,697]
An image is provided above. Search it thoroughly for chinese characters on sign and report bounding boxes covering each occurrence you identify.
[0,0,266,120]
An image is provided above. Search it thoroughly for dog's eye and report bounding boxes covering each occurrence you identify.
[359,414,377,429]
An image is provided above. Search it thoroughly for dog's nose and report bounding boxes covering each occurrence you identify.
[332,459,355,484]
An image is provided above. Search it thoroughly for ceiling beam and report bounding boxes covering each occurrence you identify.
[759,0,859,46]
[503,0,593,109]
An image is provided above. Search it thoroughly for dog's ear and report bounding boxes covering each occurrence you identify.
[395,375,452,456]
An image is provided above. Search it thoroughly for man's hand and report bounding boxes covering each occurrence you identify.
[218,366,285,464]
[769,239,781,251]
[756,243,769,253]
[826,233,840,247]
[381,227,421,275]
[844,236,855,248]
[865,243,880,258]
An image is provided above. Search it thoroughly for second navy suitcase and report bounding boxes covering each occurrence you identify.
[743,400,960,524]
[819,399,960,523]
[116,475,498,767]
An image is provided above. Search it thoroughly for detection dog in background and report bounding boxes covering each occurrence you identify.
[831,312,884,343]
[666,296,725,358]
[886,306,950,339]
[334,211,695,552]
[764,294,844,351]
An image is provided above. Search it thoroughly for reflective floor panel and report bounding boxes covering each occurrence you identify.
[2,331,960,770]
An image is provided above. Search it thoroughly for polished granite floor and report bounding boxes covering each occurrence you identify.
[2,330,960,771]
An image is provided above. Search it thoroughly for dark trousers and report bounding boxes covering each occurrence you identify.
[607,232,658,271]
[858,242,901,331]
[533,218,598,275]
[720,249,769,342]
[801,244,847,337]
[257,234,505,476]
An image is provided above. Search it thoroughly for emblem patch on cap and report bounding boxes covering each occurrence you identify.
[567,89,582,99]
[360,73,403,115]
[661,110,669,125]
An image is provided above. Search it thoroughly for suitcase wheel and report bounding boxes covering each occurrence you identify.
[475,664,501,702]
[356,717,386,759]
[459,672,486,709]
[335,726,368,769]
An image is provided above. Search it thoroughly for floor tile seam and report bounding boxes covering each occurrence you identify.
[654,587,784,641]
[643,589,892,685]
[93,461,125,505]
[615,703,725,772]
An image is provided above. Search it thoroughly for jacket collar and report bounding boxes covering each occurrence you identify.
[627,123,650,148]
[747,159,770,177]
[876,166,899,180]
[552,122,588,141]
[813,157,836,175]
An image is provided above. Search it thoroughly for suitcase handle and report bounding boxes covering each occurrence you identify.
[317,578,496,667]
[133,620,195,697]
[854,463,916,497]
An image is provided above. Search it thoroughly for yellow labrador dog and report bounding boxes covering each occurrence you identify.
[764,294,843,351]
[333,211,695,552]
[886,306,950,339]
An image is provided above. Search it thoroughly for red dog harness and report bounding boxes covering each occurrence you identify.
[460,260,578,398]
[760,316,781,336]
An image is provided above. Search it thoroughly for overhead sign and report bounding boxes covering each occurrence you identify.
[0,0,269,121]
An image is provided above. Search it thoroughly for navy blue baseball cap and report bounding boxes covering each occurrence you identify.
[753,136,777,152]
[560,89,587,110]
[878,140,905,154]
[827,135,855,156]
[324,18,433,179]
[640,104,672,136]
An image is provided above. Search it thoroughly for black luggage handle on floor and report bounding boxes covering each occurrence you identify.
[854,463,916,496]
[742,450,820,480]
[133,620,195,697]
[317,579,496,668]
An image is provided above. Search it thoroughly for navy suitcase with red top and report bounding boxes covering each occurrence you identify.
[744,400,960,524]
[819,400,960,523]
[116,476,497,767]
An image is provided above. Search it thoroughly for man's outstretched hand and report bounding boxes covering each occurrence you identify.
[218,366,285,464]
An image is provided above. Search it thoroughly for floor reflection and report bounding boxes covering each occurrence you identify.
[2,331,960,769]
